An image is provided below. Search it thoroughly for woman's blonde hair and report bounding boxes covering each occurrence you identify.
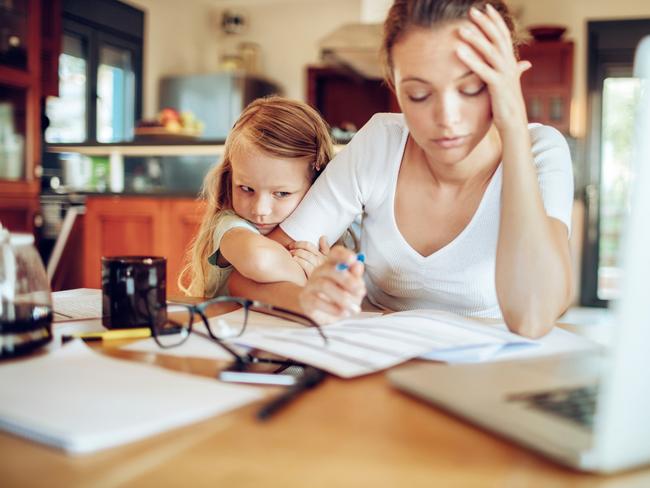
[178,96,334,297]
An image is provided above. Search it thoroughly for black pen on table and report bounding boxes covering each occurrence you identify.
[257,366,327,421]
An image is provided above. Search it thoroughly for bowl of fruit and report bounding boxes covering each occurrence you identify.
[134,108,205,140]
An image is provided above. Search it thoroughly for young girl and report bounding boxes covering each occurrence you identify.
[230,0,575,338]
[178,96,333,298]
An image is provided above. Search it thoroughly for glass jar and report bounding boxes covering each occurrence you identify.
[0,225,53,358]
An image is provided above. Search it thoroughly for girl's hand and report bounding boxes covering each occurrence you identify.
[456,4,532,132]
[298,245,366,324]
[289,236,331,278]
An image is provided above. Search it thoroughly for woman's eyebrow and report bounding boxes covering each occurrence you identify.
[401,71,475,85]
[455,70,475,81]
[400,76,430,84]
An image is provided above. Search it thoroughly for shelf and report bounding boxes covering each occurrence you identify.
[47,142,347,158]
[47,143,227,157]
[0,65,31,87]
[0,180,40,196]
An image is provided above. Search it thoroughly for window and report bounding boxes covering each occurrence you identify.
[45,0,143,144]
[45,33,87,142]
[96,42,136,142]
[597,77,641,300]
[583,19,650,306]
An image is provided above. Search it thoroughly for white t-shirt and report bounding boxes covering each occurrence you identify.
[281,113,574,319]
[207,210,259,297]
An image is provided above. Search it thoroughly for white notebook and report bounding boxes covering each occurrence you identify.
[0,341,262,454]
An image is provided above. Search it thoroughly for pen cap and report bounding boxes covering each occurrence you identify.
[101,256,166,330]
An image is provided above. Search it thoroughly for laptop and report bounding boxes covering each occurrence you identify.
[388,35,650,474]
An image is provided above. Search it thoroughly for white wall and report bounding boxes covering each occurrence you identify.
[126,0,363,115]
[125,0,222,118]
[214,0,362,100]
[360,0,392,23]
[127,0,650,129]
[511,0,650,138]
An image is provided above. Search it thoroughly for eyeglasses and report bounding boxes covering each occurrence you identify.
[148,296,328,364]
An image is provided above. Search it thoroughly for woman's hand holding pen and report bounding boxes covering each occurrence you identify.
[456,4,530,133]
[289,236,331,278]
[299,246,366,324]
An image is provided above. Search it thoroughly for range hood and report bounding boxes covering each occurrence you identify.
[318,23,384,79]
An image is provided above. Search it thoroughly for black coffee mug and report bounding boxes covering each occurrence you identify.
[101,256,167,329]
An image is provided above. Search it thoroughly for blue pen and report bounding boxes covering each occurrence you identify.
[336,253,365,271]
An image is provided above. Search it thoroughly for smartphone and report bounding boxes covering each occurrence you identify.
[218,360,307,386]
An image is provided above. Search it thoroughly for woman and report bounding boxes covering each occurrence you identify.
[230,0,574,338]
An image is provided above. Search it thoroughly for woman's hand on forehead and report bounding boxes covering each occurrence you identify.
[455,4,531,131]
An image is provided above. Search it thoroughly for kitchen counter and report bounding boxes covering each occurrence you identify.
[45,141,346,195]
[47,141,227,157]
[46,142,227,194]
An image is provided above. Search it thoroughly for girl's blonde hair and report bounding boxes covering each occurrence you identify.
[178,96,334,297]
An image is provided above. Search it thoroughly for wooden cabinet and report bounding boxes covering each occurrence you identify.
[83,196,205,295]
[0,0,60,232]
[306,65,399,133]
[519,41,574,133]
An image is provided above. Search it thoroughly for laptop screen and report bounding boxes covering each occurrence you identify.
[596,35,650,468]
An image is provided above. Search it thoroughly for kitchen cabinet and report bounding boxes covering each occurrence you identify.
[83,196,205,295]
[306,65,399,134]
[519,41,574,134]
[0,0,60,232]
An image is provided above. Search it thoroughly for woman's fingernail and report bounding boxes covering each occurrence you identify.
[470,7,481,16]
[348,303,361,314]
[457,45,471,57]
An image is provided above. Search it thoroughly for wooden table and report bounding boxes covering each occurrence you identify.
[1,314,649,487]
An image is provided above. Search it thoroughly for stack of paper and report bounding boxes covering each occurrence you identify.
[119,308,600,378]
[235,310,538,378]
[0,341,262,454]
[52,288,103,322]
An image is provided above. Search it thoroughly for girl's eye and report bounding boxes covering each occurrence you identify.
[239,185,253,193]
[274,191,291,198]
[460,83,486,96]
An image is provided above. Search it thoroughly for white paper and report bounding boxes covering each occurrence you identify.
[0,341,262,454]
[52,288,103,322]
[236,310,535,378]
[47,318,105,352]
[120,309,381,361]
[121,323,236,360]
[419,322,600,363]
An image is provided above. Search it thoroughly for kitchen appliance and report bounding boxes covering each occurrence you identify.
[159,72,280,140]
[0,225,53,358]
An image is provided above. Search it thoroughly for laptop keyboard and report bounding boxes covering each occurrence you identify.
[508,385,598,429]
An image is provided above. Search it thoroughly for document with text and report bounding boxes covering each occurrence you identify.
[234,310,536,378]
[52,288,103,322]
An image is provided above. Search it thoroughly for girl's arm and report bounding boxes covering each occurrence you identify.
[220,228,307,285]
[458,5,572,338]
[228,246,365,324]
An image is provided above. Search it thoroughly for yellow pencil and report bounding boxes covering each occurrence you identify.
[62,328,152,342]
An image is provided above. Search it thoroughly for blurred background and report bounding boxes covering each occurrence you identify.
[1,0,649,309]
